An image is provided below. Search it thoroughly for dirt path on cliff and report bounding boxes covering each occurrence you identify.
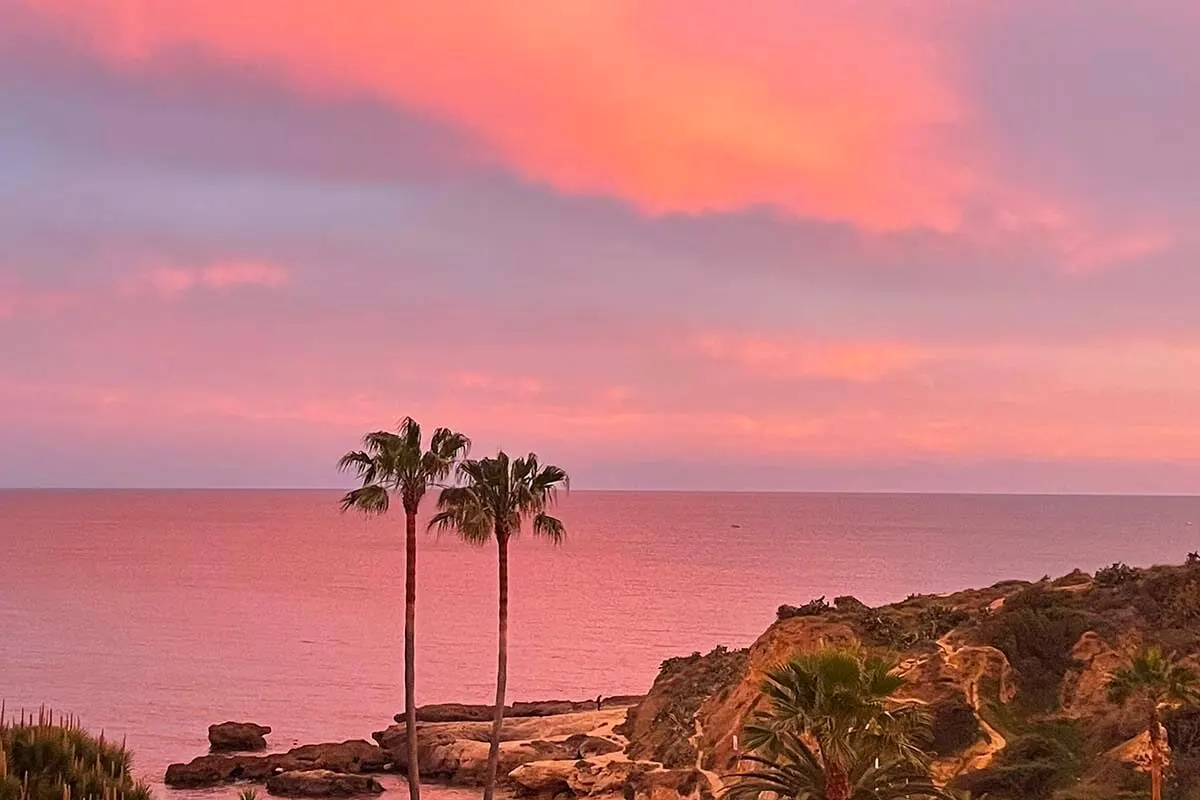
[935,636,1007,773]
[690,717,725,796]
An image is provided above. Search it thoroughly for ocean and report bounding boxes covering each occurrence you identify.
[3,490,1199,797]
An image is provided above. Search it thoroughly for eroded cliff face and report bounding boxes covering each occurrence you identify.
[620,563,1200,800]
[692,617,859,771]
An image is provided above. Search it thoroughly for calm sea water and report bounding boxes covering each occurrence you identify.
[3,490,1200,797]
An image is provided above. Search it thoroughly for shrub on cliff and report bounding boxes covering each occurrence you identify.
[980,585,1102,712]
[856,602,970,649]
[927,698,982,757]
[776,597,831,621]
[952,731,1079,799]
[1095,562,1140,587]
[618,645,749,768]
[833,595,870,613]
[0,709,152,800]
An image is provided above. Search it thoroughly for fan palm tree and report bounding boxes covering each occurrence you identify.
[727,729,951,800]
[1107,646,1200,800]
[429,451,568,800]
[338,418,471,800]
[727,650,952,800]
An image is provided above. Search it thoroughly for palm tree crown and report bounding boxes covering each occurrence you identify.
[337,417,469,800]
[428,451,568,544]
[1107,646,1200,800]
[728,650,951,800]
[338,418,471,514]
[428,450,568,800]
[1108,646,1200,710]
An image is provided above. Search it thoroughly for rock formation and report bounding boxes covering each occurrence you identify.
[265,769,385,797]
[163,560,1200,800]
[208,721,272,751]
[166,740,389,788]
[373,708,628,785]
[619,562,1200,799]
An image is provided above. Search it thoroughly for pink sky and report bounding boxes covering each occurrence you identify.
[2,0,1199,491]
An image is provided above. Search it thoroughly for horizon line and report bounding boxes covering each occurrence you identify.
[2,487,1199,498]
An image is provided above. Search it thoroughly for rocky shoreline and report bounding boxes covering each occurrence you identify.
[164,696,716,800]
[163,561,1200,800]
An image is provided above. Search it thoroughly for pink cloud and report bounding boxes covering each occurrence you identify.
[0,282,80,319]
[199,261,290,289]
[19,0,1171,267]
[693,333,928,382]
[124,261,290,296]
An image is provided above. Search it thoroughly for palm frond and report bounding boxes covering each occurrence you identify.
[533,513,566,544]
[430,449,569,547]
[733,649,942,800]
[340,484,390,515]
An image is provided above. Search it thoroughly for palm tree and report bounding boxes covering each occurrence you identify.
[429,451,568,800]
[726,650,952,800]
[1107,646,1200,800]
[338,418,471,800]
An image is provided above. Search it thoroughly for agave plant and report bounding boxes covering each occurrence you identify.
[1,707,152,800]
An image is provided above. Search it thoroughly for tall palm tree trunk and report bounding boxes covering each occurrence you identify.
[825,759,850,800]
[1149,707,1163,800]
[483,534,509,800]
[404,510,421,800]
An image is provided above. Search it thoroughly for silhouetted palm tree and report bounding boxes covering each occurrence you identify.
[339,418,470,800]
[727,650,951,800]
[1108,646,1200,800]
[429,451,568,800]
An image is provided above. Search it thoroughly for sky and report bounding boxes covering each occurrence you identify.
[2,0,1199,492]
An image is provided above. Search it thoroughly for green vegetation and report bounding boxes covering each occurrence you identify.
[1096,563,1140,588]
[338,417,471,800]
[726,650,951,800]
[980,584,1104,712]
[954,731,1080,799]
[777,594,971,649]
[429,451,569,800]
[0,708,152,800]
[927,697,982,757]
[1164,706,1200,800]
[1107,647,1200,800]
[776,597,831,620]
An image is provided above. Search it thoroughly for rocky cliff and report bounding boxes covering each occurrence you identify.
[620,561,1200,800]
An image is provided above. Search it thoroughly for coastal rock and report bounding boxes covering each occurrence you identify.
[374,709,629,787]
[622,769,715,800]
[209,721,272,751]
[512,759,659,798]
[165,754,274,787]
[164,741,389,788]
[265,770,384,797]
[693,618,860,770]
[508,760,580,794]
[571,760,657,796]
[408,698,643,724]
[284,741,390,773]
[1061,631,1126,716]
[377,710,630,751]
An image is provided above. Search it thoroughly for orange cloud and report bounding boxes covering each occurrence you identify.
[25,0,966,232]
[24,0,1168,266]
